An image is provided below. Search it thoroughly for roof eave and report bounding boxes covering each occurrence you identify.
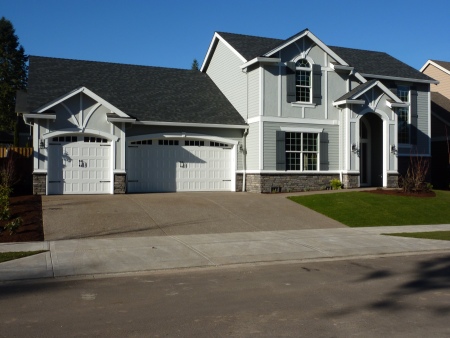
[360,73,439,84]
[420,60,450,76]
[240,57,281,70]
[134,120,248,129]
[333,99,365,107]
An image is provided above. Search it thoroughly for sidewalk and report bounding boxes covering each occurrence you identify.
[2,224,450,281]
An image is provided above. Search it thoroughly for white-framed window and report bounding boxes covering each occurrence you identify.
[397,86,410,144]
[285,132,318,171]
[295,59,311,103]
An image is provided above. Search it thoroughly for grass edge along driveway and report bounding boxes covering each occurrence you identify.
[0,251,46,263]
[288,190,450,227]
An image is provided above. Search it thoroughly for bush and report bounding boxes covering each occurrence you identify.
[400,153,430,193]
[330,179,342,190]
[4,217,22,235]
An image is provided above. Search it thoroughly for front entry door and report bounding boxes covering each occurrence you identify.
[360,119,371,186]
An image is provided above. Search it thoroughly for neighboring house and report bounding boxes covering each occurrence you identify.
[421,60,450,188]
[19,29,437,195]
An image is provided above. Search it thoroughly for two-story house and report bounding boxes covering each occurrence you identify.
[19,29,437,195]
[421,60,450,188]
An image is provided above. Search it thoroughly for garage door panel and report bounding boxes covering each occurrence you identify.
[48,139,111,195]
[127,141,233,193]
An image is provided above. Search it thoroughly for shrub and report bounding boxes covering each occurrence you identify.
[330,179,342,190]
[400,153,430,193]
[4,217,22,235]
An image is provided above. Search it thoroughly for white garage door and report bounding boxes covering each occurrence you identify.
[127,139,233,193]
[47,136,111,194]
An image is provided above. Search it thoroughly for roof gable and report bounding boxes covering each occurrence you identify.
[333,79,402,106]
[27,56,246,126]
[420,59,450,76]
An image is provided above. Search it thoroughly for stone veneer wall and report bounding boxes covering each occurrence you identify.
[244,173,340,193]
[33,173,46,195]
[342,174,359,189]
[387,173,399,188]
[235,174,243,192]
[114,173,126,194]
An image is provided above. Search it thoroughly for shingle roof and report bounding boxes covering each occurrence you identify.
[432,60,450,72]
[217,31,432,81]
[328,46,433,81]
[431,92,450,124]
[335,79,378,101]
[27,56,246,126]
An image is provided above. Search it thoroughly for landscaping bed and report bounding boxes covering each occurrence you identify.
[0,194,44,243]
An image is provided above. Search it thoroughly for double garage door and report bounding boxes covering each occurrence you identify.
[127,139,233,193]
[47,136,111,194]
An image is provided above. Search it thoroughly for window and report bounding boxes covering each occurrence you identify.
[158,139,179,146]
[84,137,107,143]
[285,132,318,171]
[52,136,77,142]
[397,86,410,144]
[295,59,311,102]
[131,139,152,145]
[185,140,204,146]
[210,141,229,147]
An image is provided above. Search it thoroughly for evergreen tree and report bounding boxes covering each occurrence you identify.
[191,59,199,71]
[0,17,28,133]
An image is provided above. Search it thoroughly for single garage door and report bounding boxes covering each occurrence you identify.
[47,136,111,194]
[127,139,233,192]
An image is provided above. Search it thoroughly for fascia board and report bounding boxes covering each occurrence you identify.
[200,32,247,72]
[333,99,365,107]
[240,57,281,69]
[80,88,130,118]
[263,30,309,57]
[23,113,56,120]
[107,117,136,123]
[386,101,409,108]
[330,63,354,72]
[360,73,439,84]
[420,60,450,75]
[133,121,248,129]
[33,87,84,113]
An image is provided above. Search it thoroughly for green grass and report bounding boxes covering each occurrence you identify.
[288,190,450,227]
[0,251,46,263]
[386,231,450,241]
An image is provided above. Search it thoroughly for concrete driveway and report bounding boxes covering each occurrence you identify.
[42,192,344,240]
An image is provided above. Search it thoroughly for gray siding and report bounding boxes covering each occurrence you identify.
[247,68,259,119]
[205,40,247,119]
[246,122,259,170]
[417,88,430,154]
[263,66,279,117]
[263,122,339,171]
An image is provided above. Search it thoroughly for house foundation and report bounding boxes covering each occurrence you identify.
[33,173,46,195]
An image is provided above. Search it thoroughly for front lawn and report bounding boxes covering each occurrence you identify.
[386,231,450,241]
[288,190,450,227]
[0,251,46,263]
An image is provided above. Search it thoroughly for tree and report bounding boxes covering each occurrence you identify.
[0,17,28,134]
[191,59,199,71]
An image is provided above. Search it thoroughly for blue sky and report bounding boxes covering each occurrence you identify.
[2,0,449,71]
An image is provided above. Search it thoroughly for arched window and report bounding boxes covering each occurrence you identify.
[295,59,311,102]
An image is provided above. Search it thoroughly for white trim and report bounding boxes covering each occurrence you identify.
[264,30,350,67]
[259,67,264,116]
[33,87,130,117]
[386,101,409,108]
[278,64,282,117]
[200,32,247,72]
[107,117,136,123]
[133,121,248,129]
[259,120,263,170]
[121,123,126,171]
[428,90,432,155]
[61,103,80,128]
[329,63,354,72]
[33,169,48,174]
[333,99,365,107]
[280,127,323,133]
[240,57,281,70]
[126,132,239,145]
[291,102,317,108]
[23,113,55,120]
[247,115,339,125]
[420,60,448,77]
[236,169,342,174]
[359,73,439,84]
[42,128,119,141]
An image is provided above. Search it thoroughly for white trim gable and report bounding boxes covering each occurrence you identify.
[200,32,247,72]
[33,86,131,118]
[420,60,449,77]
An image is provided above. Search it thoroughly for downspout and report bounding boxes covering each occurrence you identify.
[242,128,248,192]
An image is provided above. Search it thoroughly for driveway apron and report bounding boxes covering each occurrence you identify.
[42,192,344,240]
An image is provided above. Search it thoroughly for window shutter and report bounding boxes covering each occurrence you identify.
[312,64,322,105]
[286,62,296,103]
[276,131,286,170]
[410,88,418,144]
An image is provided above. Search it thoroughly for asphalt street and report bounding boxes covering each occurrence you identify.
[1,252,449,337]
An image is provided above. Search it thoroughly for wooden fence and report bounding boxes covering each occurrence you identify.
[0,147,33,158]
